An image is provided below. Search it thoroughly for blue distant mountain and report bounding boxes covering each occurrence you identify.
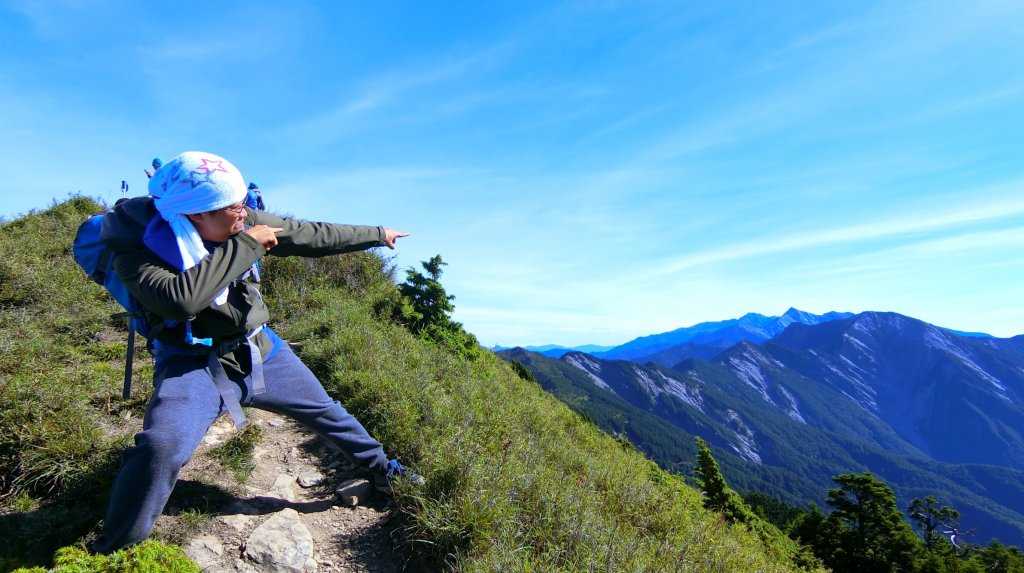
[945,328,994,338]
[491,343,614,358]
[510,308,993,367]
[494,308,851,362]
[497,310,1024,545]
[594,307,855,363]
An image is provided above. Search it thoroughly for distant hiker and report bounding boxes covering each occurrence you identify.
[144,157,164,179]
[91,151,420,553]
[245,181,265,210]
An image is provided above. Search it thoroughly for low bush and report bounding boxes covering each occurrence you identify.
[10,540,199,573]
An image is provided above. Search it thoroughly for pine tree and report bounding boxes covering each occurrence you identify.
[909,495,961,551]
[743,490,804,529]
[694,437,758,525]
[787,502,829,548]
[695,437,731,513]
[508,360,537,383]
[394,254,480,359]
[398,254,455,334]
[822,472,921,573]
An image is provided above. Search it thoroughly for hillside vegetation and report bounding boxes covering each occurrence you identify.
[0,197,810,572]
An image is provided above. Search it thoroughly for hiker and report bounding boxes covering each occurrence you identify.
[91,151,420,553]
[144,157,164,179]
[245,181,266,210]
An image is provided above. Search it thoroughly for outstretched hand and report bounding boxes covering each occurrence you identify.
[383,228,410,249]
[245,225,284,251]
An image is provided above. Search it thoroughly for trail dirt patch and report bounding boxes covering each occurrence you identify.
[151,410,419,572]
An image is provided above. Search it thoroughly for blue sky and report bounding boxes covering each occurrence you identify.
[2,1,1023,347]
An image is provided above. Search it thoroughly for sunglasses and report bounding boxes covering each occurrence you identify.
[218,202,246,215]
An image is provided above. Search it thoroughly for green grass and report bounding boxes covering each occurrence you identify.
[207,422,263,482]
[0,197,814,572]
[1,197,151,565]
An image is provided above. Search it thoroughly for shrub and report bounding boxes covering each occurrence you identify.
[10,540,199,573]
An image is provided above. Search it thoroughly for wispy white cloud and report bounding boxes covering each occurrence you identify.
[457,308,639,346]
[276,43,515,145]
[639,185,1024,281]
[884,227,1024,257]
[783,19,865,53]
[900,84,1024,125]
[5,0,126,39]
[606,1,1024,176]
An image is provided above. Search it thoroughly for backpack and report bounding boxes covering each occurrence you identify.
[245,186,265,211]
[244,185,265,275]
[72,210,152,399]
[72,204,266,427]
[72,207,251,401]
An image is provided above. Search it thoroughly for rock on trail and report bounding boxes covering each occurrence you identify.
[153,410,416,572]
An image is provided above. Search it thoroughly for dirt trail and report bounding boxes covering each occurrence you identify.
[153,409,418,572]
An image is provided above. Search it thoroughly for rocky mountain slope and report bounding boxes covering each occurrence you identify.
[762,312,1024,468]
[499,311,1024,545]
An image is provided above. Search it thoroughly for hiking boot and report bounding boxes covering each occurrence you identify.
[375,458,425,494]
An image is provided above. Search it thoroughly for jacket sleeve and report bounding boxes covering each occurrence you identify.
[110,233,266,320]
[249,211,386,257]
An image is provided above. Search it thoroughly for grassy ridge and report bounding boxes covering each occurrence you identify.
[0,197,151,568]
[0,198,810,571]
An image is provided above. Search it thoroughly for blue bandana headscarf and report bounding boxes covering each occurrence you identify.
[148,151,247,305]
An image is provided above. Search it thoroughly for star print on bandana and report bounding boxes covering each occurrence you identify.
[196,158,229,175]
[188,157,230,188]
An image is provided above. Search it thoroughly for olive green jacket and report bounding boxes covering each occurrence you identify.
[101,197,386,366]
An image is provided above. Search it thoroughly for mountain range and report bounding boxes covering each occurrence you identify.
[594,307,855,361]
[497,309,1024,545]
[491,343,614,357]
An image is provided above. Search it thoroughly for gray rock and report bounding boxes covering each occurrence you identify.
[203,435,224,446]
[185,534,224,570]
[335,479,372,507]
[243,508,317,572]
[220,513,255,533]
[270,474,296,501]
[297,471,325,488]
